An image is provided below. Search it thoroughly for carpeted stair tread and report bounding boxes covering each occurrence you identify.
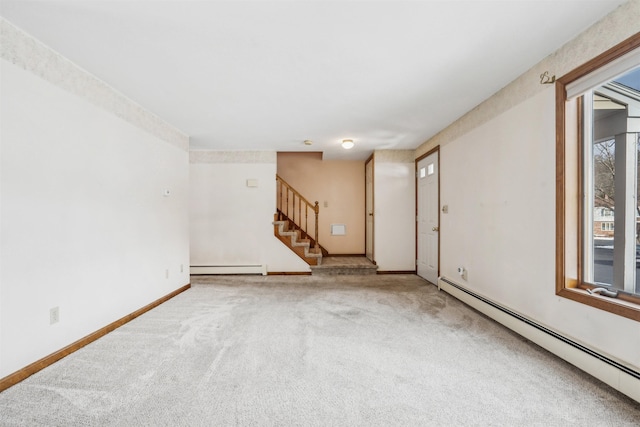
[310,256,378,275]
[273,219,323,265]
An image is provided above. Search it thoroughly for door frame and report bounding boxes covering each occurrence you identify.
[415,146,440,281]
[365,154,375,263]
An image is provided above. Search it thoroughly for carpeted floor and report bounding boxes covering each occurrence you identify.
[1,274,639,426]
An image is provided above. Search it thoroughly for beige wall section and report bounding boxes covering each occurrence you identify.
[277,152,365,254]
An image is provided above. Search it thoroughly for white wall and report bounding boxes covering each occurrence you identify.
[439,86,640,370]
[417,1,640,372]
[190,151,309,273]
[191,149,416,272]
[373,150,415,271]
[0,25,190,378]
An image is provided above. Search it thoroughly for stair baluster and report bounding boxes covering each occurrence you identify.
[275,175,327,258]
[314,201,319,250]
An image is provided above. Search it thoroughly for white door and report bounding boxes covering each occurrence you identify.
[365,158,374,262]
[417,151,439,284]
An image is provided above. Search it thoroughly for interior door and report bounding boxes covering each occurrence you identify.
[365,157,374,262]
[417,151,439,283]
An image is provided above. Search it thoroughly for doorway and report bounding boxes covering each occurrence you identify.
[416,148,439,284]
[365,155,374,262]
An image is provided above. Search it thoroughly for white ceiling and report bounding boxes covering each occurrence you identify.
[0,0,627,159]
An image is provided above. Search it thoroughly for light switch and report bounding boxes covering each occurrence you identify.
[324,201,328,208]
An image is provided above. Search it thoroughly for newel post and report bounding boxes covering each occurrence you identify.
[314,201,320,248]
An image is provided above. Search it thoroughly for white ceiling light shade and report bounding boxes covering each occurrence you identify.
[341,139,355,149]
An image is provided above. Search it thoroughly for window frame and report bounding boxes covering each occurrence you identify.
[556,33,640,322]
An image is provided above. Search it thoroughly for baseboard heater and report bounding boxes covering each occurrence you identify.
[190,264,267,275]
[437,276,640,403]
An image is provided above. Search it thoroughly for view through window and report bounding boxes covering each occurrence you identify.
[586,66,640,296]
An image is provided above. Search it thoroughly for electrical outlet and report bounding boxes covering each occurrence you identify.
[50,307,59,325]
[180,264,184,273]
[165,269,169,279]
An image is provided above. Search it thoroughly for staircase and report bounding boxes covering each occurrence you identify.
[273,215,323,265]
[274,175,377,274]
[274,175,328,266]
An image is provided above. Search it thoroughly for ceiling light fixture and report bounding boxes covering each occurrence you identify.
[341,139,355,149]
[304,139,313,145]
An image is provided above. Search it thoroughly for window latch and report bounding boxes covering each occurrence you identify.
[587,287,619,298]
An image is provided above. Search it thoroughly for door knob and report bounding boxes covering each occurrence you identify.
[368,212,373,216]
[432,226,439,231]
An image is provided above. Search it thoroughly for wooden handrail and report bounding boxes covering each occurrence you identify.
[276,175,316,208]
[276,175,320,249]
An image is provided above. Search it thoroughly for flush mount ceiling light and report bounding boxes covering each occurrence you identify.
[304,140,313,145]
[341,139,355,149]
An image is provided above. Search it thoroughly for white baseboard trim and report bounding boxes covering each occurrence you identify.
[190,264,267,275]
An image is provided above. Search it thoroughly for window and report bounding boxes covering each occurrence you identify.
[557,33,640,321]
[601,222,614,232]
[585,74,640,293]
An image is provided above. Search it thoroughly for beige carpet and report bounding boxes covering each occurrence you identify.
[0,274,638,426]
